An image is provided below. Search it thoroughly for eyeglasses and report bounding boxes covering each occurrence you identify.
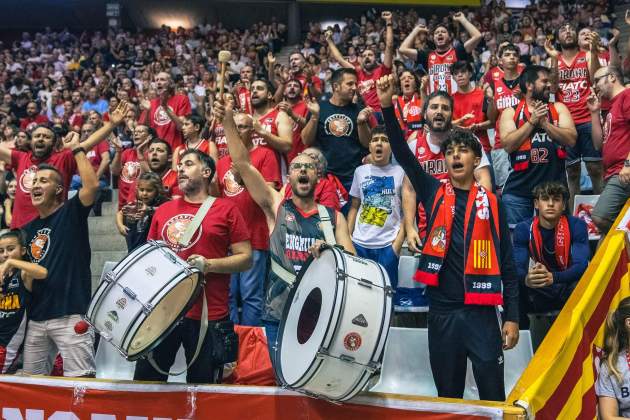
[593,73,611,84]
[289,162,316,172]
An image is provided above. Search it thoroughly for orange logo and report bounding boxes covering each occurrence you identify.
[324,114,352,137]
[29,228,51,262]
[161,214,202,251]
[121,161,141,183]
[19,165,37,193]
[222,169,244,197]
[153,105,173,126]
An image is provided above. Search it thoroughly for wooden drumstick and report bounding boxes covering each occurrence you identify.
[217,50,231,102]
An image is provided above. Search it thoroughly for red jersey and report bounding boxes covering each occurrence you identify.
[483,64,526,86]
[394,94,423,139]
[173,139,211,167]
[284,177,341,211]
[143,94,191,149]
[209,121,228,159]
[427,48,458,94]
[251,108,279,149]
[118,148,142,209]
[19,115,49,131]
[85,141,109,173]
[414,131,448,181]
[491,72,521,149]
[237,86,252,115]
[286,101,309,163]
[217,147,280,250]
[293,73,323,97]
[557,51,591,124]
[357,64,391,111]
[11,149,77,228]
[161,169,179,198]
[452,88,491,152]
[602,88,630,179]
[148,197,250,320]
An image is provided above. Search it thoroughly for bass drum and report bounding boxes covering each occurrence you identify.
[276,246,392,401]
[86,241,203,360]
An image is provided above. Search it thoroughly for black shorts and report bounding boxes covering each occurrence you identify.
[566,121,602,166]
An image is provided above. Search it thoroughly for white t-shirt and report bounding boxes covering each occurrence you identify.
[407,132,491,169]
[349,163,405,248]
[595,350,630,417]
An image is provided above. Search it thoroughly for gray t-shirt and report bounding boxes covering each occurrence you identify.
[596,351,630,417]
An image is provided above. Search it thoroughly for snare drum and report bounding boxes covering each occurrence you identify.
[276,246,392,401]
[86,241,203,360]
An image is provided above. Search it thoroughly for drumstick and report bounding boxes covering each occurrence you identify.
[217,50,231,102]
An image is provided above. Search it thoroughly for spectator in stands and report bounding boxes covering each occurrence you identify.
[275,79,310,164]
[589,66,630,234]
[499,65,577,228]
[393,69,425,139]
[172,114,217,169]
[326,11,394,116]
[22,130,99,377]
[3,175,16,228]
[513,182,589,328]
[287,52,323,99]
[399,12,482,95]
[347,126,405,298]
[249,79,292,156]
[144,138,179,197]
[217,109,280,326]
[81,87,108,116]
[301,68,375,213]
[19,102,48,131]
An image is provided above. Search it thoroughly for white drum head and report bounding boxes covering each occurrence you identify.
[279,250,341,386]
[127,272,200,357]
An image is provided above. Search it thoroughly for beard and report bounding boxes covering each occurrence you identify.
[532,87,550,103]
[32,145,52,159]
[560,40,578,50]
[426,117,452,133]
[180,177,204,195]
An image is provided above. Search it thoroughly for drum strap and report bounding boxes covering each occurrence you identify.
[317,204,336,245]
[179,196,216,247]
[270,259,296,286]
[147,290,209,376]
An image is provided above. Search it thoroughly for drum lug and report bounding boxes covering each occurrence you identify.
[335,270,347,282]
[141,303,154,315]
[339,354,355,364]
[384,285,394,296]
[103,271,116,283]
[122,287,137,300]
[316,347,330,358]
[357,278,373,288]
[366,361,381,373]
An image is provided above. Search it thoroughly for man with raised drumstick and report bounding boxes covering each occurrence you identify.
[377,74,519,402]
[133,149,252,383]
[213,98,355,364]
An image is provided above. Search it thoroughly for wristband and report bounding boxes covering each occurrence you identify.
[72,147,86,156]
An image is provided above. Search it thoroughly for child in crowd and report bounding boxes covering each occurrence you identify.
[116,172,168,252]
[2,175,15,228]
[0,229,47,373]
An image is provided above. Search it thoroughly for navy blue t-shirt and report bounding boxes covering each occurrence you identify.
[23,195,92,321]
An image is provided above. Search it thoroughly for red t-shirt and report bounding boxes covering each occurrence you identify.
[209,121,228,159]
[173,139,211,167]
[286,101,309,163]
[118,148,142,209]
[148,197,250,320]
[19,115,49,131]
[293,73,323,97]
[452,88,491,152]
[283,177,341,210]
[86,141,109,173]
[602,88,630,180]
[357,64,391,111]
[67,113,84,131]
[143,94,191,149]
[11,149,77,228]
[236,86,252,115]
[161,169,180,198]
[217,147,280,250]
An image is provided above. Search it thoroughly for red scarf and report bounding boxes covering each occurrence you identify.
[529,215,571,271]
[414,181,503,305]
[394,94,423,132]
[511,99,565,172]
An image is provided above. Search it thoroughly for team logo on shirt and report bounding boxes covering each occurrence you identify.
[430,226,447,253]
[153,105,173,126]
[121,161,141,183]
[603,112,612,143]
[222,169,244,197]
[29,228,51,263]
[324,114,353,137]
[19,165,38,193]
[285,213,296,223]
[161,214,202,251]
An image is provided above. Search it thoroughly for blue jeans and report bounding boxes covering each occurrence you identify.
[353,243,399,290]
[229,250,268,326]
[501,193,534,229]
[262,320,279,368]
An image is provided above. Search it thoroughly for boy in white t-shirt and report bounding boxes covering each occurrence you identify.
[348,126,406,293]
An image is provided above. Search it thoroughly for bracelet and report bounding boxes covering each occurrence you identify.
[72,147,86,156]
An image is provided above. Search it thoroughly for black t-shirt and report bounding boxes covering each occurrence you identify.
[24,195,92,321]
[0,270,29,346]
[315,100,368,185]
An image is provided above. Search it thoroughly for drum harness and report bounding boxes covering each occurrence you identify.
[146,195,215,376]
[270,204,336,286]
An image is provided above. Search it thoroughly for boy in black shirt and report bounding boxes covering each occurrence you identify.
[377,74,519,401]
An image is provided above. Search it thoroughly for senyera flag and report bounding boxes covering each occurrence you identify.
[509,201,630,419]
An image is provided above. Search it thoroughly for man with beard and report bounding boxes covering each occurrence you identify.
[403,91,492,252]
[19,102,48,131]
[286,52,322,99]
[547,23,603,210]
[133,149,252,383]
[377,74,519,402]
[144,138,179,198]
[394,70,425,139]
[276,79,310,163]
[139,72,191,150]
[399,12,482,95]
[217,111,280,326]
[325,11,394,115]
[21,131,100,377]
[249,79,293,157]
[235,65,254,115]
[111,123,155,209]
[499,65,577,228]
[301,68,375,213]
[0,101,129,228]
[214,98,354,362]
[588,66,630,234]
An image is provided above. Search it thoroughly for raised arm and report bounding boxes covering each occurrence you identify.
[334,211,357,255]
[587,89,603,150]
[325,31,354,69]
[586,31,602,84]
[82,101,129,151]
[300,98,320,146]
[500,106,537,153]
[381,11,394,69]
[544,39,560,92]
[453,12,482,54]
[399,25,427,61]
[63,132,99,206]
[357,107,374,148]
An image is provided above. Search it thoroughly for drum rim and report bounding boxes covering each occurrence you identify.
[123,269,204,361]
[276,247,346,388]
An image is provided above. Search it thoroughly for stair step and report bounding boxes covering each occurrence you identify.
[88,217,121,234]
[90,251,127,277]
[90,233,127,251]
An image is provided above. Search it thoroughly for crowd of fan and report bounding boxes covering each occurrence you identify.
[0,0,628,407]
